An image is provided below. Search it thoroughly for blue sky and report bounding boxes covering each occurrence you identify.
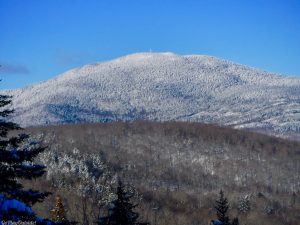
[0,0,300,89]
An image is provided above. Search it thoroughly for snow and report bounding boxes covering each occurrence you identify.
[10,149,20,160]
[0,194,33,216]
[0,194,53,224]
[211,219,223,225]
[2,52,300,139]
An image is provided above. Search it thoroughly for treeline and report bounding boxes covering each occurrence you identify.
[0,92,240,225]
[2,91,300,225]
[25,120,300,225]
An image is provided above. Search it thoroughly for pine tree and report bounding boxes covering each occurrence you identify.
[98,180,148,225]
[0,91,51,223]
[0,193,36,222]
[0,94,50,204]
[52,195,67,223]
[214,190,230,225]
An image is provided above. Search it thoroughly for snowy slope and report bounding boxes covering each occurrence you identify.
[4,52,300,139]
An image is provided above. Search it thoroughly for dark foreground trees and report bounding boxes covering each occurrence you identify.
[0,93,50,222]
[98,180,148,225]
[214,190,230,225]
[212,190,239,225]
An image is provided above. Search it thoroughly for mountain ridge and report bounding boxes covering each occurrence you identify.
[3,52,300,139]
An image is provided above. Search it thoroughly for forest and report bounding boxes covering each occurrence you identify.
[1,93,300,225]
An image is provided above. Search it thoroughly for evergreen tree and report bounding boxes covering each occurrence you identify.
[51,195,77,225]
[0,94,50,204]
[52,195,67,223]
[98,180,148,225]
[214,190,230,225]
[0,193,36,222]
[237,195,250,214]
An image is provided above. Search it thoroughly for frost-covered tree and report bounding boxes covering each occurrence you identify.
[237,195,250,214]
[98,180,148,225]
[214,190,230,225]
[0,93,50,208]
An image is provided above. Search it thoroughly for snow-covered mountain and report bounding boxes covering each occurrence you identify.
[4,52,300,139]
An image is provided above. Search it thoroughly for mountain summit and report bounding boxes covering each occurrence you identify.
[4,52,300,139]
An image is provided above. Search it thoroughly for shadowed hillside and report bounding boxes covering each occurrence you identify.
[25,122,300,225]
